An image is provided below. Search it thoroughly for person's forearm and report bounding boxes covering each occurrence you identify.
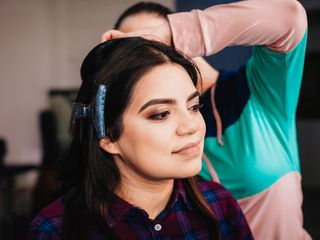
[168,0,307,58]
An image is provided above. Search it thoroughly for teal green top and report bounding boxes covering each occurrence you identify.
[199,32,307,199]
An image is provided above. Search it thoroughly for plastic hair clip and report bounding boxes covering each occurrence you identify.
[93,84,107,139]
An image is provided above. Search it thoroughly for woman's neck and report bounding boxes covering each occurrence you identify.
[115,173,174,220]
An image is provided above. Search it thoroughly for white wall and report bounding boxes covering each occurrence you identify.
[0,0,174,165]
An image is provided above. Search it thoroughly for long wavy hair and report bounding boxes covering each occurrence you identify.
[59,37,220,239]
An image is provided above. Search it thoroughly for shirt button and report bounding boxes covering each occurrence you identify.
[154,223,162,231]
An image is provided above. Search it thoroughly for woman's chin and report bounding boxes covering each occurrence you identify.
[175,160,202,179]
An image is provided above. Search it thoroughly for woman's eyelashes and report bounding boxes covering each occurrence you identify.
[148,110,171,120]
[189,103,203,112]
[147,103,203,121]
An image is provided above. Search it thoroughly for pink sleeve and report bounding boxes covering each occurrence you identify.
[167,0,307,58]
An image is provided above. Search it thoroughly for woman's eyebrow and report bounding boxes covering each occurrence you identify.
[138,99,175,113]
[138,91,200,113]
[187,91,200,102]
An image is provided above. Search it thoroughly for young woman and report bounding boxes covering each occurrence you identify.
[27,38,252,239]
[101,1,310,239]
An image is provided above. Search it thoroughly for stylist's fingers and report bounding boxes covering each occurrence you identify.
[100,30,127,42]
[126,29,162,42]
[126,23,172,46]
[100,29,155,43]
[100,29,162,45]
[100,22,172,45]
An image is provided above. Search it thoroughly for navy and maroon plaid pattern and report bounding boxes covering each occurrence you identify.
[27,180,253,239]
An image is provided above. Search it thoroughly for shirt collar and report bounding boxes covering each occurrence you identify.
[107,179,192,226]
[173,179,192,210]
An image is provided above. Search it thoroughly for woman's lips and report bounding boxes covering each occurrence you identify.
[172,142,200,155]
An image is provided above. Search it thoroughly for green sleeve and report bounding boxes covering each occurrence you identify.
[246,31,307,119]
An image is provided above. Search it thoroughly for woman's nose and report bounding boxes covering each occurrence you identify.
[175,111,199,136]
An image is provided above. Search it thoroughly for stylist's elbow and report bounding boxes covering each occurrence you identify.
[285,0,307,34]
[274,0,307,52]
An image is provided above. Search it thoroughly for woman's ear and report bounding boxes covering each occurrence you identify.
[99,138,121,155]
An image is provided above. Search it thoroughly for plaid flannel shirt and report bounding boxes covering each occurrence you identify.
[27,179,253,239]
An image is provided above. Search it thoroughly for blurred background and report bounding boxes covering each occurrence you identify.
[0,0,319,239]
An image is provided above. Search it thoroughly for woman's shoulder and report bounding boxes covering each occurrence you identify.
[38,197,65,219]
[197,180,242,215]
[27,198,64,240]
[198,180,253,238]
[198,180,234,200]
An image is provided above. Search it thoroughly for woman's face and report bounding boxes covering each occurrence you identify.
[110,63,206,181]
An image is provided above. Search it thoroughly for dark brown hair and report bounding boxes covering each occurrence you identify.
[114,2,172,30]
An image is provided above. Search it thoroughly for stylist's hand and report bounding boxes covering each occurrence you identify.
[100,22,172,46]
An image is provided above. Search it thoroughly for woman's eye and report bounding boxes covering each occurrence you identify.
[189,103,203,112]
[148,111,170,120]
